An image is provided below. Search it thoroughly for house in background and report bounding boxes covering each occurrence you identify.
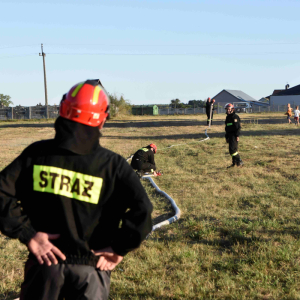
[269,84,300,107]
[212,89,265,108]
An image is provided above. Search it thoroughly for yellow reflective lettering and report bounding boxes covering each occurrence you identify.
[33,165,103,204]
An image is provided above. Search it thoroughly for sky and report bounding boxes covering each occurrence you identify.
[1,0,300,106]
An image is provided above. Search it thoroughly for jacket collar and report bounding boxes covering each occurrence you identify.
[54,117,101,155]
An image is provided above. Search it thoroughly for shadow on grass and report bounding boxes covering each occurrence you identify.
[0,291,20,300]
[259,228,300,239]
[104,127,300,141]
[105,117,289,128]
[105,120,203,128]
[0,116,292,130]
[150,215,267,250]
[186,227,262,249]
[104,132,208,141]
[0,123,54,128]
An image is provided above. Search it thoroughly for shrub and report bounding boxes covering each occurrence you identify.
[109,94,132,118]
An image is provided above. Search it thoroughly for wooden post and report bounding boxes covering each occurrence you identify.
[209,103,213,128]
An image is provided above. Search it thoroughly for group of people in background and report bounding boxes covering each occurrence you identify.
[285,103,300,126]
[131,97,244,176]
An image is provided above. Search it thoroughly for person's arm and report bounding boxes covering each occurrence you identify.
[92,158,153,270]
[102,159,153,255]
[234,115,241,137]
[148,150,156,168]
[92,247,123,271]
[206,102,209,113]
[0,150,66,265]
[111,160,153,255]
[0,153,36,244]
[225,119,228,141]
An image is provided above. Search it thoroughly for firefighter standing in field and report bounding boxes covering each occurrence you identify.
[131,144,157,177]
[0,79,153,300]
[206,98,215,126]
[225,103,244,167]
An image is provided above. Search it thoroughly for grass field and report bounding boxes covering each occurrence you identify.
[1,113,300,299]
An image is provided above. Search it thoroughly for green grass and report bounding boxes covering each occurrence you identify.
[1,113,300,299]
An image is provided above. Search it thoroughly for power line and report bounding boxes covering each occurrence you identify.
[0,54,36,59]
[0,44,39,50]
[0,41,299,51]
[0,51,299,59]
[47,51,300,56]
[45,42,300,47]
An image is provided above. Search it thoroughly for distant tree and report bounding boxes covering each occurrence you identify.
[109,94,132,117]
[0,94,13,107]
[170,98,181,108]
[187,100,206,108]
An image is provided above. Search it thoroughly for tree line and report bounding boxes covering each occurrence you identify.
[0,92,207,115]
[169,98,207,109]
[0,92,131,118]
[0,94,13,108]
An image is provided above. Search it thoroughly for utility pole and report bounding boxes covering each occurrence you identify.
[39,43,48,117]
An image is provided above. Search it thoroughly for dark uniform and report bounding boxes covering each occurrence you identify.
[131,147,156,173]
[206,101,215,126]
[225,111,243,166]
[0,117,153,300]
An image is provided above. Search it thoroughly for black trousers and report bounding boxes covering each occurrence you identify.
[131,158,156,172]
[206,112,213,125]
[228,134,241,164]
[20,258,111,300]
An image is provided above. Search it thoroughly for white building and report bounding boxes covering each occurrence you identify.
[269,84,300,107]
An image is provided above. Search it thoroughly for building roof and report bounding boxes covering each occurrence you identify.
[274,84,300,96]
[272,89,284,95]
[225,89,257,101]
[213,89,257,101]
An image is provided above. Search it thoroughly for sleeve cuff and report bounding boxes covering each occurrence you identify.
[19,225,37,245]
[111,245,128,257]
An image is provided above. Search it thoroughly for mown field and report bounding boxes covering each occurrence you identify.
[1,112,300,300]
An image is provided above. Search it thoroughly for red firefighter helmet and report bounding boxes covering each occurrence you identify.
[149,143,157,154]
[224,103,234,109]
[60,79,110,127]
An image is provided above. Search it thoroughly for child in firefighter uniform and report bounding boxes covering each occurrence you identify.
[131,144,157,177]
[225,103,243,167]
[0,79,153,300]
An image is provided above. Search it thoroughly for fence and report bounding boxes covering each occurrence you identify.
[158,105,291,115]
[158,107,206,115]
[0,106,59,120]
[252,105,292,113]
[0,104,292,120]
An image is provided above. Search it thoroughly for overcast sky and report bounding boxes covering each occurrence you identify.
[1,0,300,106]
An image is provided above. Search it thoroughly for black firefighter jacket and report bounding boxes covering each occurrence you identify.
[225,112,241,138]
[205,101,215,115]
[0,117,153,266]
[133,148,155,166]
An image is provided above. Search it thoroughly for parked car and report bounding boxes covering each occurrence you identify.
[233,102,252,113]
